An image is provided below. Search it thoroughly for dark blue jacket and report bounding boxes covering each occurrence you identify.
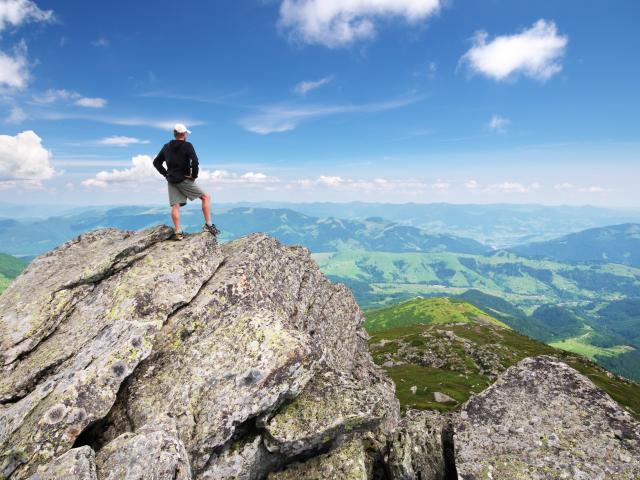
[153,140,199,184]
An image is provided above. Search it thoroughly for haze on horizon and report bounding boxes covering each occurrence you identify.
[0,0,638,208]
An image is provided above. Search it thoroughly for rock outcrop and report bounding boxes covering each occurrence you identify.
[454,355,640,479]
[0,227,399,479]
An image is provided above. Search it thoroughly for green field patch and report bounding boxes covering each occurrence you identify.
[364,297,508,332]
[550,335,635,360]
[384,363,491,412]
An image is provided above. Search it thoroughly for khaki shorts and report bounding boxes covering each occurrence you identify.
[168,179,206,206]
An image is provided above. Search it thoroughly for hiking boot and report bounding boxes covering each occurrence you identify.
[203,223,220,236]
[172,231,184,241]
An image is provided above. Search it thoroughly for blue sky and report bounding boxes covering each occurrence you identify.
[0,0,638,207]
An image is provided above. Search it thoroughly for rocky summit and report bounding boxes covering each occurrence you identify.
[1,226,640,480]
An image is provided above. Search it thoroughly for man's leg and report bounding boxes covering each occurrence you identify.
[171,204,182,232]
[201,193,211,225]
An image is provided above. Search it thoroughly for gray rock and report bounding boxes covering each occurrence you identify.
[454,355,640,479]
[386,410,452,480]
[0,229,398,479]
[29,446,97,480]
[432,392,455,404]
[268,436,369,480]
[264,365,398,459]
[199,435,275,480]
[95,418,191,480]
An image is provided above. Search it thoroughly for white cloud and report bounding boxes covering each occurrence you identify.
[82,155,158,187]
[97,136,150,147]
[291,175,428,193]
[6,105,27,124]
[279,0,441,48]
[461,19,568,82]
[0,0,54,32]
[241,95,420,134]
[32,89,107,108]
[293,76,333,95]
[554,182,574,190]
[485,182,537,193]
[75,97,107,108]
[433,178,450,191]
[0,41,30,90]
[487,114,510,133]
[465,179,478,190]
[32,88,79,104]
[0,130,55,185]
[91,36,109,48]
[578,186,606,193]
[198,170,277,185]
[34,111,204,131]
[83,160,278,189]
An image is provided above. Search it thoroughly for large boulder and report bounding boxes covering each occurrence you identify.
[454,355,640,479]
[0,228,399,479]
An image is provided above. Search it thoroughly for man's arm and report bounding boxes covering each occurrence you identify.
[188,143,199,179]
[153,146,168,177]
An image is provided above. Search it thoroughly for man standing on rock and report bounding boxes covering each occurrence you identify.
[153,123,219,241]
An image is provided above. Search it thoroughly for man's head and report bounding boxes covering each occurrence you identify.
[173,123,191,140]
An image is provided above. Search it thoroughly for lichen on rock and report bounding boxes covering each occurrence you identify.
[454,355,640,479]
[0,228,399,479]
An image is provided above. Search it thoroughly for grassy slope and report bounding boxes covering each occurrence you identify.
[314,249,640,311]
[366,298,640,420]
[0,253,26,294]
[365,297,508,332]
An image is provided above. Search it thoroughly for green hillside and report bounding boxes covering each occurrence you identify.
[366,298,640,420]
[365,297,508,332]
[314,249,640,311]
[0,253,26,294]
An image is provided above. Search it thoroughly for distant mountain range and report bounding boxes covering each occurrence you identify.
[229,202,640,247]
[512,223,640,267]
[2,202,640,248]
[0,206,489,257]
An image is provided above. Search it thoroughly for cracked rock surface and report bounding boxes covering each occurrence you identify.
[454,355,640,479]
[0,228,398,479]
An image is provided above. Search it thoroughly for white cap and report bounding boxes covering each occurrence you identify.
[173,123,191,134]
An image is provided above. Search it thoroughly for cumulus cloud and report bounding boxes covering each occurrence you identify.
[290,175,428,193]
[487,114,510,133]
[0,130,55,186]
[485,182,541,193]
[0,41,30,90]
[82,159,277,189]
[293,76,333,95]
[241,95,420,134]
[0,0,54,32]
[97,136,150,147]
[461,19,568,82]
[82,155,157,187]
[279,0,441,48]
[554,182,574,190]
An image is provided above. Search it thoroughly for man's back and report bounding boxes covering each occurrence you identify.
[153,140,199,184]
